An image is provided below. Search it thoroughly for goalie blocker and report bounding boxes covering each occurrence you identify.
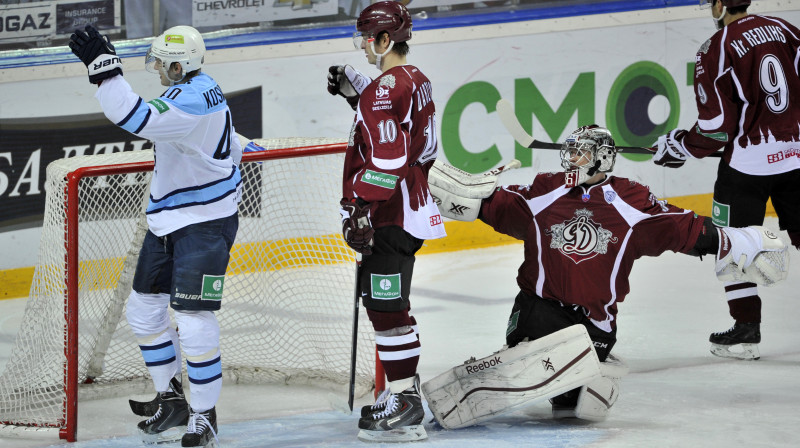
[421,325,630,429]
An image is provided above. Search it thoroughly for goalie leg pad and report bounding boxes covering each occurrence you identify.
[553,377,621,422]
[552,353,627,421]
[421,324,601,429]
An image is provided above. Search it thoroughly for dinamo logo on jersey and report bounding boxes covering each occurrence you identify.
[547,208,618,264]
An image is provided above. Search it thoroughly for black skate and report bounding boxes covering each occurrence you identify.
[360,374,420,418]
[357,384,427,443]
[181,407,219,448]
[550,387,580,419]
[137,383,190,445]
[709,322,760,360]
[130,376,183,417]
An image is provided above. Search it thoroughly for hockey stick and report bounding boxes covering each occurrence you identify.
[495,99,722,157]
[348,255,363,412]
[485,158,522,175]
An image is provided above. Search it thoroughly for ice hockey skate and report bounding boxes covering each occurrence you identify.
[130,377,183,417]
[181,407,219,448]
[357,384,427,443]
[137,381,190,445]
[709,322,760,360]
[360,375,420,418]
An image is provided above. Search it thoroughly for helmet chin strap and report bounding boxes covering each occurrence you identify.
[158,63,186,86]
[371,39,395,71]
[714,5,727,30]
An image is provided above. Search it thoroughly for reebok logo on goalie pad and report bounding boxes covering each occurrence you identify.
[465,356,502,374]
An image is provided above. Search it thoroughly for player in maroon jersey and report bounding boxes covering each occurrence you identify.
[326,1,444,442]
[424,124,787,425]
[652,0,800,360]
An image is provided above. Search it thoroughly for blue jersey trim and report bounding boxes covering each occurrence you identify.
[146,166,242,215]
[117,97,152,134]
[159,74,228,116]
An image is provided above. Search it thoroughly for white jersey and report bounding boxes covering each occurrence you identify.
[96,74,242,236]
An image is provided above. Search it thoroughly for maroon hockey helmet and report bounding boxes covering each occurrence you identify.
[356,1,413,43]
[700,0,750,7]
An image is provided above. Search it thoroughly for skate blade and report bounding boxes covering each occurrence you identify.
[710,343,760,360]
[357,424,427,443]
[140,427,183,445]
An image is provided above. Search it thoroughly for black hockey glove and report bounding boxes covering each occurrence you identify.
[340,198,375,255]
[69,24,123,85]
[327,65,371,111]
[653,129,689,168]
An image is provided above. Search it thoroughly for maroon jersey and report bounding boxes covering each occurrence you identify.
[684,15,800,175]
[342,65,445,240]
[480,173,705,332]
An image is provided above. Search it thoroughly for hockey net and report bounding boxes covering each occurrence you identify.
[0,137,377,441]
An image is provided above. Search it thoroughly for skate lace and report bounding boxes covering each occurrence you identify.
[369,389,391,412]
[187,411,219,444]
[712,325,736,336]
[144,405,163,425]
[371,394,400,420]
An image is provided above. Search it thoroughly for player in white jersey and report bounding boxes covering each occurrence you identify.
[70,24,241,447]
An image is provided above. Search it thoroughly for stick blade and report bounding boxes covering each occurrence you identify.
[496,99,535,148]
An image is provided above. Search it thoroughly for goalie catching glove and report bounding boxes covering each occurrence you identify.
[69,25,123,85]
[428,160,503,222]
[340,198,375,255]
[327,65,371,111]
[716,226,789,286]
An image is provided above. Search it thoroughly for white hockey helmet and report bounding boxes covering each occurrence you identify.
[145,25,205,84]
[560,125,617,187]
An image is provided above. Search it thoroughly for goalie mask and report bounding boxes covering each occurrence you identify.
[560,125,616,188]
[145,25,205,86]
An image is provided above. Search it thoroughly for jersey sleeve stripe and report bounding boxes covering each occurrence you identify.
[116,97,152,134]
[133,109,152,134]
[115,97,142,126]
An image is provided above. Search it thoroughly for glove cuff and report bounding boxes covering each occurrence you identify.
[88,53,123,84]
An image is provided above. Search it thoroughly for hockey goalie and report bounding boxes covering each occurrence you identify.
[423,125,789,428]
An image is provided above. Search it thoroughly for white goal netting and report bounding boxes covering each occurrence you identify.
[0,138,375,434]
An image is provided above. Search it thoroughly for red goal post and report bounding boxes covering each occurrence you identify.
[0,137,384,442]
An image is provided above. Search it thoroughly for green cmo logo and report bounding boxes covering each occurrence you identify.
[440,61,689,172]
[606,61,681,159]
